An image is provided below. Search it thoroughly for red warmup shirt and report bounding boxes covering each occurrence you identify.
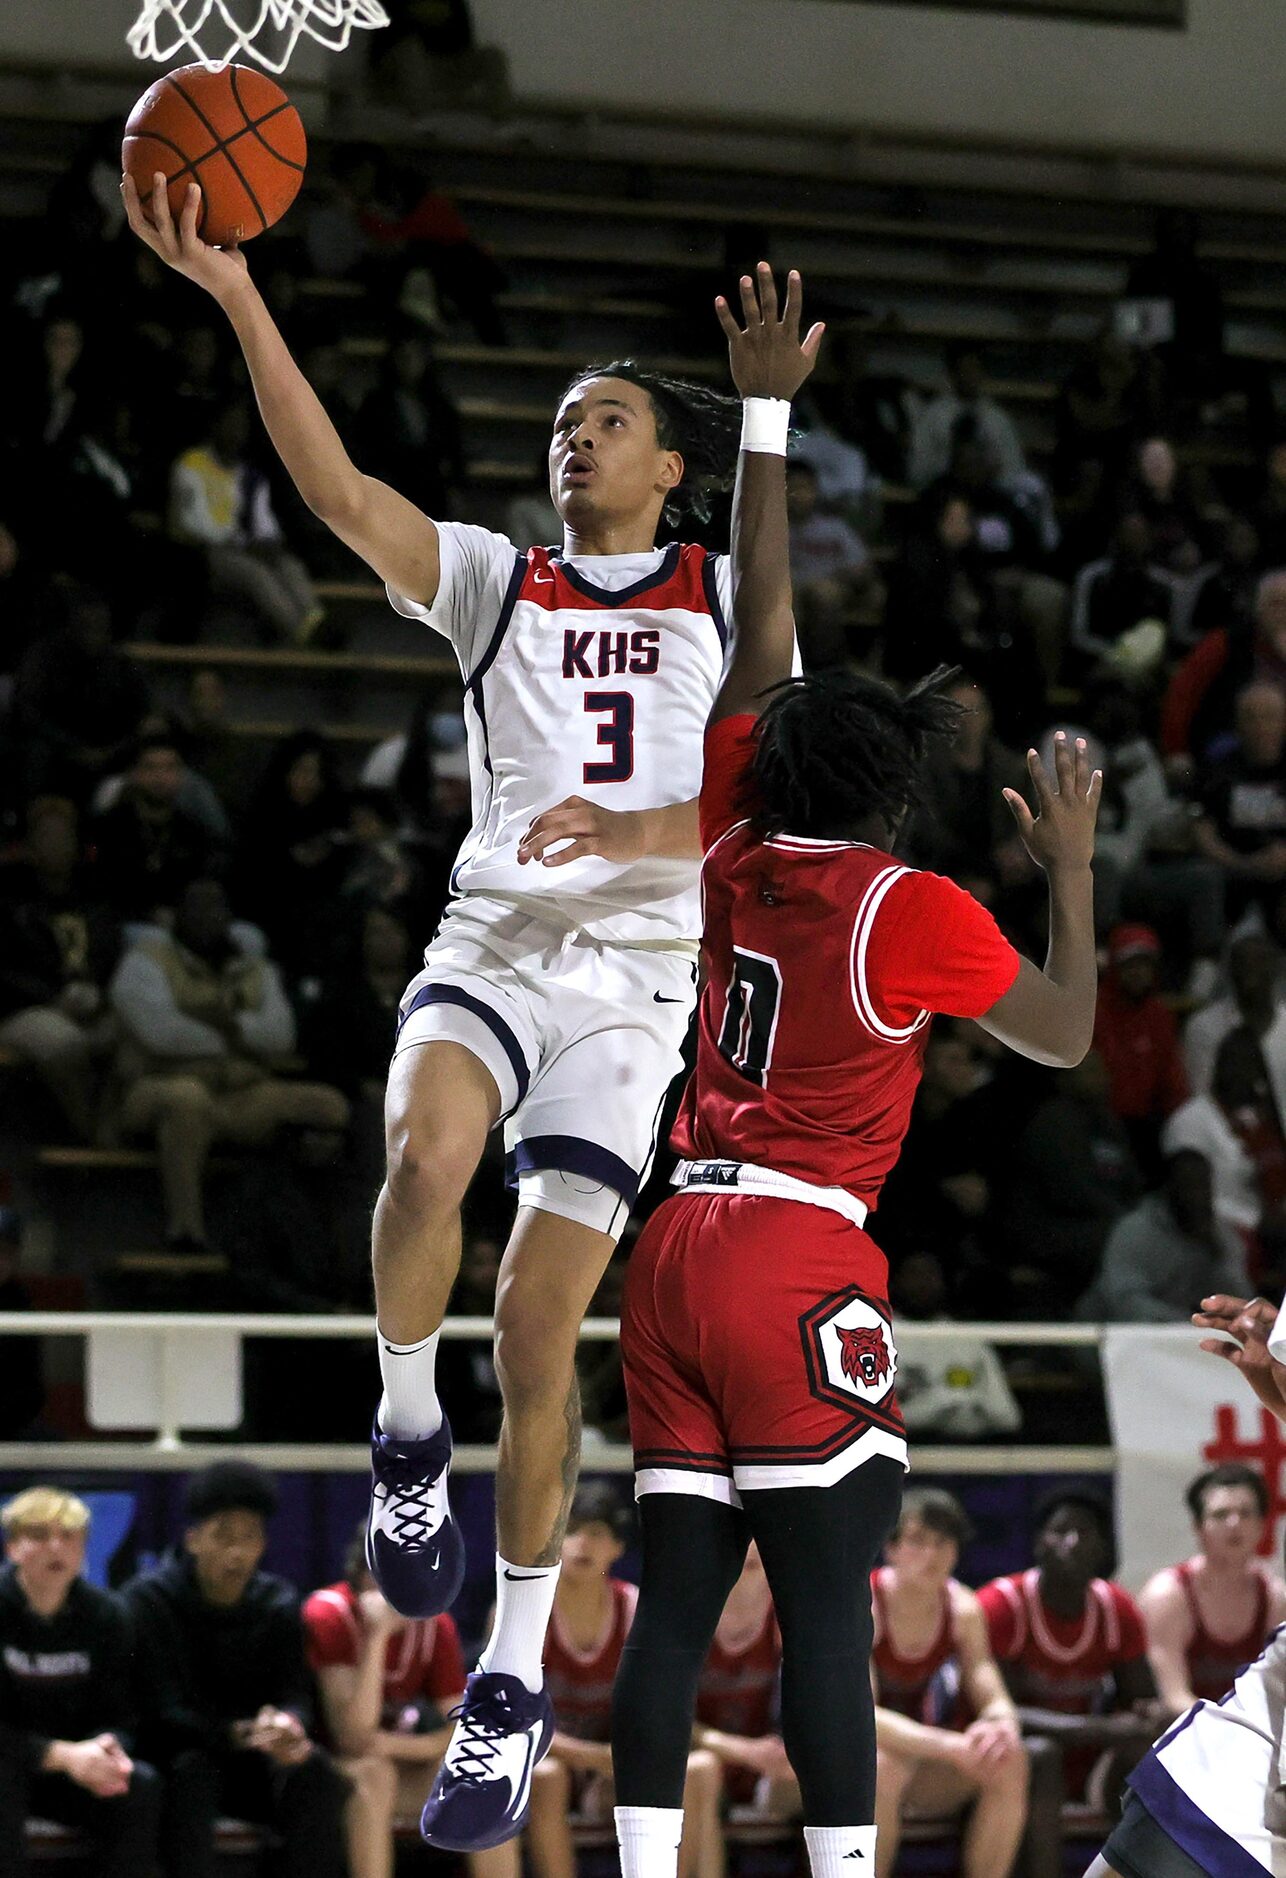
[1093,981,1188,1123]
[870,1568,967,1728]
[696,1604,782,1739]
[1172,1560,1274,1704]
[303,1582,465,1724]
[976,1570,1147,1713]
[672,717,1021,1206]
[543,1578,638,1743]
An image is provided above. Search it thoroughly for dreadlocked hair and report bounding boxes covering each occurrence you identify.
[562,361,742,526]
[750,666,965,840]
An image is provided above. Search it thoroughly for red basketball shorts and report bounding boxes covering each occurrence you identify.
[621,1190,908,1504]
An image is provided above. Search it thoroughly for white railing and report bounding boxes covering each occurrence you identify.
[0,1313,1110,1474]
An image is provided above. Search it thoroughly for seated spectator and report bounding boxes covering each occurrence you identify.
[1078,1149,1247,1322]
[692,1543,798,1818]
[1162,568,1286,763]
[872,1489,1032,1878]
[1181,515,1261,647]
[815,325,913,483]
[529,1484,721,1878]
[1092,924,1187,1172]
[125,1462,347,1878]
[304,1522,517,1878]
[356,328,464,519]
[92,730,221,922]
[161,323,232,462]
[12,583,149,805]
[1004,1052,1142,1315]
[1053,329,1162,547]
[109,877,349,1252]
[1069,512,1180,671]
[1138,1464,1286,1720]
[911,673,1031,906]
[908,344,1027,490]
[1194,683,1286,921]
[303,906,412,1104]
[785,457,870,591]
[236,731,347,977]
[168,402,323,645]
[338,788,427,931]
[1117,436,1205,576]
[367,1,513,120]
[0,1210,43,1437]
[1186,932,1286,1117]
[0,798,118,1139]
[1164,1026,1286,1280]
[181,667,252,825]
[891,1252,1022,1438]
[94,714,230,844]
[0,1487,160,1878]
[790,395,879,529]
[978,1491,1157,1813]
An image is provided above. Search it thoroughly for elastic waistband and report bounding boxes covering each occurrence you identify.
[671,1159,869,1229]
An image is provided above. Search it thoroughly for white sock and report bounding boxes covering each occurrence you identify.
[376,1327,443,1439]
[804,1825,878,1878]
[475,1555,561,1693]
[615,1805,684,1878]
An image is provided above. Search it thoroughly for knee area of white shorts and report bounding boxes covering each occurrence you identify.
[517,1166,631,1239]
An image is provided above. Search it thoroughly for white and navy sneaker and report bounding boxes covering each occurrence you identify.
[421,1670,555,1850]
[365,1416,465,1618]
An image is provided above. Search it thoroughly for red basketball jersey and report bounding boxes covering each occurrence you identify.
[303,1582,465,1720]
[977,1570,1148,1713]
[543,1577,638,1742]
[1173,1560,1272,1703]
[671,718,1020,1206]
[696,1604,783,1739]
[870,1567,965,1726]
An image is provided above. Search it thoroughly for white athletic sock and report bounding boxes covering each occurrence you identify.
[376,1327,443,1440]
[804,1825,878,1878]
[615,1806,684,1878]
[475,1555,561,1693]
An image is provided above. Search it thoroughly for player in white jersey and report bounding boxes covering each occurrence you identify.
[1087,1291,1286,1878]
[122,174,806,1851]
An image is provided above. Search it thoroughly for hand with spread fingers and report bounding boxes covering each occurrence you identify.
[518,796,647,869]
[1002,732,1103,875]
[120,172,249,303]
[714,261,825,402]
[1192,1293,1286,1419]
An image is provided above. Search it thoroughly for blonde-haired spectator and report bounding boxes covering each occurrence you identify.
[0,1487,160,1878]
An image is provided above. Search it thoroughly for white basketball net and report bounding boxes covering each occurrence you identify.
[128,0,390,74]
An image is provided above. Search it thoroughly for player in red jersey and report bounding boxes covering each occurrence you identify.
[521,262,1101,1878]
[1138,1463,1286,1717]
[693,1543,796,1817]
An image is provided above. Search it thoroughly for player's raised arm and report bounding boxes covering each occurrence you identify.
[120,173,440,606]
[711,263,824,725]
[975,733,1101,1068]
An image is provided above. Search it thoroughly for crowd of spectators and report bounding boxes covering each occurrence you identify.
[6,1460,1278,1878]
[4,73,1286,1449]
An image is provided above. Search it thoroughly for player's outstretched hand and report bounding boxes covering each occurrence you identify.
[1193,1293,1286,1420]
[715,262,825,402]
[518,795,647,869]
[1002,732,1102,875]
[121,173,249,303]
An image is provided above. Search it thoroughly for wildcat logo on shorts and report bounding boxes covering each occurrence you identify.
[800,1290,898,1411]
[838,1324,892,1390]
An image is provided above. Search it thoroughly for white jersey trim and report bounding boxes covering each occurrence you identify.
[849,864,931,1044]
[671,1157,868,1229]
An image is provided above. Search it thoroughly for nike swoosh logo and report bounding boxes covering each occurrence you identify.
[533,570,554,584]
[653,992,686,1004]
[503,1568,549,1581]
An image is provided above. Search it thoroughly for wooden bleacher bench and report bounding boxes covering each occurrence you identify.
[438,340,722,382]
[26,1816,270,1862]
[122,643,455,683]
[226,718,392,746]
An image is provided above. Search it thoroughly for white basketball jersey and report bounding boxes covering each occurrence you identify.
[390,523,732,945]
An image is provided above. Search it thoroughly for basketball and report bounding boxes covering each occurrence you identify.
[121,61,307,247]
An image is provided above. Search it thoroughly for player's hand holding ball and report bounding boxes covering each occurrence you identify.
[715,261,825,400]
[121,172,250,305]
[1002,732,1102,876]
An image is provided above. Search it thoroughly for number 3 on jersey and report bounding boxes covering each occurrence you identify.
[583,691,634,783]
[718,948,783,1086]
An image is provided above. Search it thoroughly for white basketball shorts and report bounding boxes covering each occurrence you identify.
[395,896,697,1239]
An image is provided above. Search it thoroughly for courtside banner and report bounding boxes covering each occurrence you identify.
[1102,1325,1286,1589]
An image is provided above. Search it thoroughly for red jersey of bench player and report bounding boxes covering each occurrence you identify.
[1172,1558,1273,1703]
[697,1603,783,1802]
[622,716,1021,1502]
[870,1566,967,1728]
[543,1577,638,1743]
[303,1581,465,1720]
[977,1569,1149,1716]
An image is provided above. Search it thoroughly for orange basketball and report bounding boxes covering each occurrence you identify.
[122,61,307,247]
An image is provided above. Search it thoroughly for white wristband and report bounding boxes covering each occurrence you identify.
[740,397,791,455]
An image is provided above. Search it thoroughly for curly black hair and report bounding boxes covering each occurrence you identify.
[560,361,742,526]
[749,666,965,841]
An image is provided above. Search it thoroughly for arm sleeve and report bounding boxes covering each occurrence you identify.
[234,961,297,1057]
[386,521,516,669]
[699,714,759,852]
[860,871,1020,1028]
[425,1617,467,1703]
[302,1595,357,1672]
[109,950,227,1058]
